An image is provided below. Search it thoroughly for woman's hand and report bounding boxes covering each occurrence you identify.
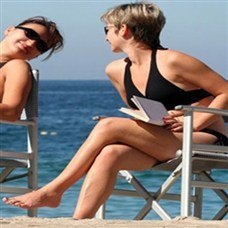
[163,110,184,132]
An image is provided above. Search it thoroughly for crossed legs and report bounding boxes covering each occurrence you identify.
[2,117,187,218]
[73,144,157,218]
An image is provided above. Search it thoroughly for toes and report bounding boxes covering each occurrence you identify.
[2,197,16,205]
[19,204,29,209]
[8,199,20,205]
[14,202,23,207]
[2,197,9,203]
[2,196,34,209]
[2,197,22,206]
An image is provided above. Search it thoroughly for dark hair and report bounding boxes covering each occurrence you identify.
[17,16,64,60]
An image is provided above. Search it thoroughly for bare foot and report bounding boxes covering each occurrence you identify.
[2,189,62,209]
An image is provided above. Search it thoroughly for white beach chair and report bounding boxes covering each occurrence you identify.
[95,106,228,220]
[0,69,39,217]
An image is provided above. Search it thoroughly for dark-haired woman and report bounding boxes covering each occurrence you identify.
[0,16,63,121]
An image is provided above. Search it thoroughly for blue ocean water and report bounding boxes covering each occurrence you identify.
[0,80,227,220]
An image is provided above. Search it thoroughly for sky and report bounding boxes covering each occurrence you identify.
[1,0,228,80]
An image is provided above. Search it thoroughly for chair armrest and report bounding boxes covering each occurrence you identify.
[175,105,228,116]
[92,116,107,121]
[0,118,37,126]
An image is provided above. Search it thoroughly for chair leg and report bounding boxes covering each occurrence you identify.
[0,167,15,182]
[27,124,38,191]
[28,208,38,217]
[200,171,228,220]
[193,173,203,219]
[212,205,228,220]
[95,204,106,219]
[134,197,171,220]
[181,111,193,217]
[27,124,38,217]
[119,170,172,220]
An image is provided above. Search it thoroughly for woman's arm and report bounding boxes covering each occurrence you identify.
[0,59,32,121]
[169,51,228,131]
[105,59,128,105]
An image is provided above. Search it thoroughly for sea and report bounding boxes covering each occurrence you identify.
[0,80,227,220]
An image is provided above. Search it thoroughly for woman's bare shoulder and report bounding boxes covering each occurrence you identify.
[2,60,32,90]
[105,58,128,78]
[159,49,209,78]
[4,59,30,68]
[160,49,205,69]
[4,59,31,78]
[159,49,195,63]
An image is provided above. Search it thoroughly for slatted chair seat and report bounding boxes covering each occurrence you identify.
[152,158,227,174]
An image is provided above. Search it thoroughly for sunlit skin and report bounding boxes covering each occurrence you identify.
[1,23,49,61]
[0,24,49,121]
[3,21,228,220]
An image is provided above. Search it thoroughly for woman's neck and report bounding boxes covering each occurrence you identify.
[120,39,152,65]
[123,45,152,66]
[0,41,12,62]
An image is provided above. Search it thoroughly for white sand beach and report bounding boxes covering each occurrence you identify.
[0,217,227,228]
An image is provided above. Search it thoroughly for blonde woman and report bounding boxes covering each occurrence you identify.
[3,2,228,219]
[0,16,63,121]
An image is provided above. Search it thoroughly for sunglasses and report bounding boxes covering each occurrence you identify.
[104,26,109,35]
[15,26,48,53]
[104,26,115,35]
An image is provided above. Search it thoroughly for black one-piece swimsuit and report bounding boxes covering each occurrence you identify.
[124,50,228,146]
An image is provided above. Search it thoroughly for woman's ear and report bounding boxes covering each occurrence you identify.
[119,24,127,36]
[120,24,132,38]
[4,26,15,36]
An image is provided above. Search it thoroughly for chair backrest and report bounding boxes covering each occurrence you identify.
[21,69,39,120]
[224,124,228,137]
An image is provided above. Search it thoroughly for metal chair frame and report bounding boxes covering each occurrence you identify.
[96,106,228,220]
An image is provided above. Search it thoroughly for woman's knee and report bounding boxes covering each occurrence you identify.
[94,145,124,170]
[95,117,119,131]
[93,117,128,141]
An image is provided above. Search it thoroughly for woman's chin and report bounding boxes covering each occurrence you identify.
[112,48,122,53]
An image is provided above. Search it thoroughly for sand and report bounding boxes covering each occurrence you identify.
[0,216,227,228]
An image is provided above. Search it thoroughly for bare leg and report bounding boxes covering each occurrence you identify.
[73,144,157,219]
[2,117,216,209]
[2,119,117,208]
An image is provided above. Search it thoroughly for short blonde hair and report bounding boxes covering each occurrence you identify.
[101,2,166,49]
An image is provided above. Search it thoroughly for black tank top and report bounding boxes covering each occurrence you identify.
[124,49,212,110]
